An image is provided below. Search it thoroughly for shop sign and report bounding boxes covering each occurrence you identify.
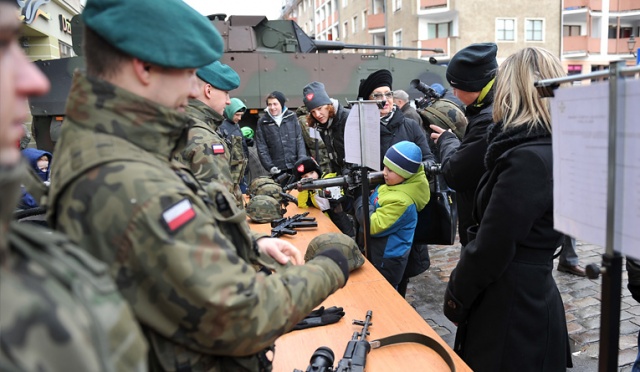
[18,0,52,25]
[59,14,72,34]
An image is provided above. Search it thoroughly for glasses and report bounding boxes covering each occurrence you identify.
[370,92,394,100]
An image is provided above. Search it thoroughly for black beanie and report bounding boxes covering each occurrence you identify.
[268,91,286,108]
[358,69,393,99]
[303,81,332,111]
[446,43,498,93]
[294,156,322,180]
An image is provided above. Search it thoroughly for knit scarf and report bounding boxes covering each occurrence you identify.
[380,106,396,126]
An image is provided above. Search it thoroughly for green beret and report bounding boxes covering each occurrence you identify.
[196,61,240,91]
[82,0,222,68]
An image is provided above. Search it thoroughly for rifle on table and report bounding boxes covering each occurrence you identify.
[270,212,317,238]
[293,310,373,372]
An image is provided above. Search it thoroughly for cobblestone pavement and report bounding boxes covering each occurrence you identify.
[406,240,639,371]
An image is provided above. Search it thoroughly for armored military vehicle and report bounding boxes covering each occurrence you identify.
[28,14,448,151]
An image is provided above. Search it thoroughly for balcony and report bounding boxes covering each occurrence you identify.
[610,0,640,12]
[367,13,385,30]
[420,0,447,9]
[564,0,601,11]
[608,37,636,54]
[420,38,448,57]
[563,36,601,54]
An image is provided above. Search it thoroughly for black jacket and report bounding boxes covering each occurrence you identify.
[380,108,436,169]
[436,93,494,246]
[443,123,571,372]
[256,109,307,171]
[317,103,349,173]
[219,119,249,157]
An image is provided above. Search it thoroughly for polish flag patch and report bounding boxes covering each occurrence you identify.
[162,199,196,233]
[212,143,225,154]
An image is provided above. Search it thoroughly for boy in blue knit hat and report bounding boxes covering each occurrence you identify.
[355,141,430,291]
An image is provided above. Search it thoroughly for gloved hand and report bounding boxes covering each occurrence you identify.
[292,306,345,331]
[270,166,281,175]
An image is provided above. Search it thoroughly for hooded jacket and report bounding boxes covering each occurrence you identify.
[21,147,52,182]
[358,166,430,287]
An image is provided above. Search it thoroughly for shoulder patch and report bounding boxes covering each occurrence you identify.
[212,143,225,154]
[161,199,196,233]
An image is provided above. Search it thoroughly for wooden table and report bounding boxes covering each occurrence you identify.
[248,196,470,372]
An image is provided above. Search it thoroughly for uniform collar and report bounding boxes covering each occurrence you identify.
[186,99,224,129]
[65,72,193,160]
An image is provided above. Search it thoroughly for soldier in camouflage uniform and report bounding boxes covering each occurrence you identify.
[175,60,245,208]
[47,1,355,370]
[0,1,148,369]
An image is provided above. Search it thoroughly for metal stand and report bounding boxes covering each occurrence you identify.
[535,62,640,371]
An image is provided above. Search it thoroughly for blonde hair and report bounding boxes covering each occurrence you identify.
[493,47,566,133]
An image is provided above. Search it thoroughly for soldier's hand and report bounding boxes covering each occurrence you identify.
[257,237,304,265]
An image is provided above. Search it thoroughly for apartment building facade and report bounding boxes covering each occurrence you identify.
[282,0,561,63]
[563,0,640,75]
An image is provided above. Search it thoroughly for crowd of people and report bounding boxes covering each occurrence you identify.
[2,0,636,371]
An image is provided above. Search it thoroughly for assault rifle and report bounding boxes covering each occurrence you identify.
[283,169,384,193]
[270,212,317,238]
[293,310,373,372]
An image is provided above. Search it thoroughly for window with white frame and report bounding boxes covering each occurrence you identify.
[344,21,349,37]
[394,30,402,47]
[394,0,402,11]
[428,22,451,39]
[343,0,348,7]
[525,19,544,41]
[362,10,367,29]
[496,18,515,41]
[353,16,358,33]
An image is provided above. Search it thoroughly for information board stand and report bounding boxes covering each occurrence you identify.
[535,62,640,371]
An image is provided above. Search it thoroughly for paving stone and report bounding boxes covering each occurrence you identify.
[620,334,639,350]
[619,348,638,367]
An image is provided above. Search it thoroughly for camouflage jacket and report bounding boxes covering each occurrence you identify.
[0,162,148,371]
[47,73,346,371]
[218,119,249,199]
[176,99,244,208]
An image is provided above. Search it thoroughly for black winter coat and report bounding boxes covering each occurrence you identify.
[380,108,436,169]
[437,96,493,246]
[317,103,349,173]
[256,109,306,171]
[443,123,571,372]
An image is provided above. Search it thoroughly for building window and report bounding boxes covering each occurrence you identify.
[567,65,582,75]
[353,16,358,33]
[496,18,515,41]
[428,22,451,39]
[394,30,402,47]
[343,21,349,37]
[362,10,367,29]
[59,41,74,58]
[394,0,402,11]
[563,25,581,36]
[343,0,347,7]
[327,3,332,18]
[525,19,544,41]
[620,27,633,38]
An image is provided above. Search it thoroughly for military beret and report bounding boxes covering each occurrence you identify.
[82,0,222,69]
[197,61,241,91]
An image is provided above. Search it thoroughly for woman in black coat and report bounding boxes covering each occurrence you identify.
[443,47,572,371]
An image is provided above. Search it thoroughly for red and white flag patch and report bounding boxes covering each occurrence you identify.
[212,143,225,154]
[306,93,314,101]
[162,199,196,233]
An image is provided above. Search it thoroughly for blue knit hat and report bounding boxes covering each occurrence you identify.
[383,141,422,179]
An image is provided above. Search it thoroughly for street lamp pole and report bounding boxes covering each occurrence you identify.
[627,34,636,58]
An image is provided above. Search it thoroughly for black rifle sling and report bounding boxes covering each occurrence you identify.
[370,332,456,372]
